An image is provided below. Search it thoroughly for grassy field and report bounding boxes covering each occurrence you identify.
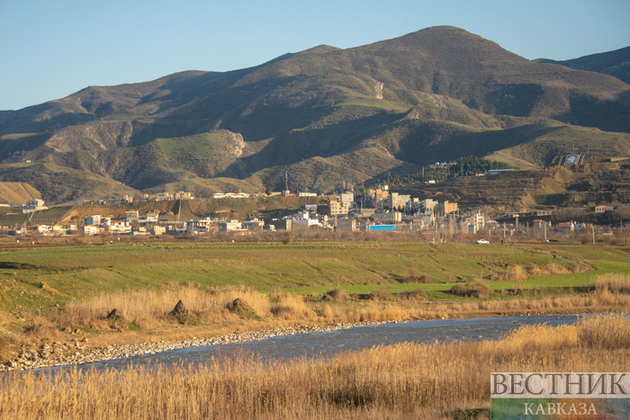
[0,237,629,357]
[1,239,629,302]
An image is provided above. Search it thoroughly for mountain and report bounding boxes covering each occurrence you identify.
[1,26,629,204]
[536,46,630,85]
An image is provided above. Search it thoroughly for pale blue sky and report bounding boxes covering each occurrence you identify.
[1,0,629,111]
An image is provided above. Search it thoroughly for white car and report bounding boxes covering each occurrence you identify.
[476,239,490,244]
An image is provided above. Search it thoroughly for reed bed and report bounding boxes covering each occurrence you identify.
[1,315,629,420]
[59,286,310,329]
[488,261,591,281]
[44,279,630,336]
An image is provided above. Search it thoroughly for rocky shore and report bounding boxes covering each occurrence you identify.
[2,320,403,372]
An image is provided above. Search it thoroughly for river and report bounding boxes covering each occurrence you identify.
[61,314,580,372]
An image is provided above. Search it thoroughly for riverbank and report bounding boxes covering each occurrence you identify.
[3,320,405,371]
[4,302,626,372]
[2,314,628,420]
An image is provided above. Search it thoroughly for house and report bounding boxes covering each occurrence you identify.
[389,192,410,210]
[27,199,45,208]
[146,214,159,223]
[84,215,102,226]
[461,211,485,232]
[533,220,546,229]
[218,220,242,231]
[243,219,264,231]
[595,205,613,213]
[109,195,133,204]
[420,199,437,212]
[337,218,356,231]
[298,192,317,197]
[440,201,458,215]
[157,193,173,201]
[174,191,193,200]
[372,188,389,207]
[340,192,354,203]
[534,210,553,216]
[83,225,100,236]
[34,224,52,235]
[557,222,574,232]
[267,219,292,231]
[373,211,402,223]
[330,200,350,216]
[52,224,66,234]
[126,211,139,222]
[107,221,131,234]
[292,218,320,228]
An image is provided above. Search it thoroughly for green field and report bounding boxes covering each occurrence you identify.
[1,240,629,314]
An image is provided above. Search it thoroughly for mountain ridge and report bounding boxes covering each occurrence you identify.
[1,26,629,204]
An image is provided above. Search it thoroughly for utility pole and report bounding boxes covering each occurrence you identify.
[544,222,547,241]
[592,225,595,245]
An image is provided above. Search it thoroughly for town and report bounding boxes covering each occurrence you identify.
[0,184,623,244]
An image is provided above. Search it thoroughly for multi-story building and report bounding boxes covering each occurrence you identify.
[330,200,350,216]
[389,192,410,210]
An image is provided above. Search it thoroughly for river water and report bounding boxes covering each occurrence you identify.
[66,314,580,371]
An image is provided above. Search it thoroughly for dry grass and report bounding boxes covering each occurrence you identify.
[450,282,491,298]
[402,268,434,284]
[577,313,630,350]
[488,264,529,281]
[58,286,307,330]
[1,315,628,419]
[7,272,630,359]
[595,273,630,295]
[325,288,348,301]
[489,262,591,281]
[368,288,392,301]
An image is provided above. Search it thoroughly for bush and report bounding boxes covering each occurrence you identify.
[402,268,434,284]
[398,290,427,300]
[325,288,347,301]
[451,282,492,298]
[369,289,392,301]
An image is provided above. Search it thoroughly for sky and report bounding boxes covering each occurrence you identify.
[1,0,629,111]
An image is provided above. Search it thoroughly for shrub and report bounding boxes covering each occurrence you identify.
[595,274,630,294]
[451,282,492,298]
[398,290,427,300]
[402,268,434,284]
[369,289,392,301]
[326,288,347,301]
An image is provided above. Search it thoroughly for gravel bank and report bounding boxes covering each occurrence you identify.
[2,320,404,372]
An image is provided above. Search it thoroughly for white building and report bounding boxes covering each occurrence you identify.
[84,215,102,226]
[83,225,100,236]
[28,199,45,208]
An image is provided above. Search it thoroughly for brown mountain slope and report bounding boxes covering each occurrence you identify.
[537,46,630,85]
[0,26,629,202]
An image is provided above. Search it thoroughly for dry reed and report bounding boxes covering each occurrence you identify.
[1,315,628,419]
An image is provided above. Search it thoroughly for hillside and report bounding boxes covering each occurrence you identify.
[537,46,630,85]
[393,159,630,213]
[0,26,629,204]
[0,182,40,205]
